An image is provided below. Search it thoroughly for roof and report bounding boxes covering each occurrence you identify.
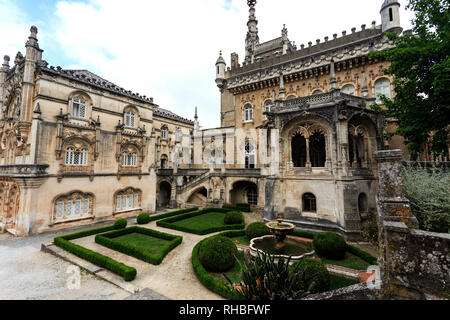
[38,63,155,104]
[38,64,193,125]
[153,107,194,126]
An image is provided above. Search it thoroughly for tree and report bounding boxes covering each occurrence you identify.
[370,0,450,159]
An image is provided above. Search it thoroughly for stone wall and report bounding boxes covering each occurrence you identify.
[375,150,450,300]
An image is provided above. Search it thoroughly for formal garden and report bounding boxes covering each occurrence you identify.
[51,204,379,300]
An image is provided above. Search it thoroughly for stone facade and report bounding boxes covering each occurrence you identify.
[0,28,193,236]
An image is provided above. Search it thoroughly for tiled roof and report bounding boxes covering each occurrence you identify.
[153,107,194,125]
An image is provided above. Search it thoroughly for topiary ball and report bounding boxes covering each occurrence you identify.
[224,211,243,225]
[313,232,347,260]
[245,222,270,240]
[137,213,151,225]
[290,258,331,294]
[198,236,238,272]
[113,218,127,230]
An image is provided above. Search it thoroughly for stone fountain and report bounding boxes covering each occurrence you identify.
[249,214,315,262]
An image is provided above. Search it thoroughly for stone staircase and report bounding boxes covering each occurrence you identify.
[177,170,210,193]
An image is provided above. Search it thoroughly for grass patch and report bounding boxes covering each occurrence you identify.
[208,251,245,286]
[96,227,182,265]
[158,208,245,235]
[54,225,137,282]
[320,252,371,271]
[329,274,359,290]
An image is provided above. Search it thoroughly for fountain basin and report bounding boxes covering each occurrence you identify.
[249,235,315,263]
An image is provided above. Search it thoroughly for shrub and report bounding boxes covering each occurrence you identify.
[313,232,347,260]
[198,236,238,272]
[403,163,450,233]
[113,218,128,230]
[290,258,330,294]
[226,251,308,300]
[245,222,270,240]
[224,211,243,225]
[137,213,151,225]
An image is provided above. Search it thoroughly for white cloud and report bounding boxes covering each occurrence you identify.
[1,0,415,128]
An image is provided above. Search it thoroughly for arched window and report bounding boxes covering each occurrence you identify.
[264,100,272,114]
[348,132,365,168]
[54,192,94,221]
[341,84,356,95]
[72,98,86,118]
[246,186,258,206]
[303,193,317,212]
[245,142,255,169]
[374,78,391,103]
[65,147,88,166]
[175,128,182,142]
[161,126,168,140]
[115,188,141,212]
[124,110,136,128]
[292,134,307,168]
[244,104,253,122]
[310,131,326,167]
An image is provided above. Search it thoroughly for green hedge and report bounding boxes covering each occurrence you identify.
[54,226,137,282]
[223,204,251,212]
[95,227,182,265]
[156,208,245,235]
[147,207,199,222]
[191,239,243,300]
[346,244,378,265]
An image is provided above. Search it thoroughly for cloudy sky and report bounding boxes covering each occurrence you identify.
[0,0,415,128]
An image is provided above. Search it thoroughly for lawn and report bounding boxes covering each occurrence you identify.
[329,274,359,290]
[320,252,371,271]
[229,235,250,247]
[171,211,227,231]
[114,233,171,256]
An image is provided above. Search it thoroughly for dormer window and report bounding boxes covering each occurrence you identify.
[72,98,86,118]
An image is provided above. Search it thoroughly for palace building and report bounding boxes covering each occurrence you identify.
[1,0,409,239]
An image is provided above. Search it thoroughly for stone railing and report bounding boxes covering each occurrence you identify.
[0,165,49,178]
[375,150,450,300]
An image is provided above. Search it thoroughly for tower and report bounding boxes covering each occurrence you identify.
[380,0,403,34]
[245,0,259,64]
[215,51,226,89]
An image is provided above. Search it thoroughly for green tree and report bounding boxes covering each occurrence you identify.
[370,0,450,159]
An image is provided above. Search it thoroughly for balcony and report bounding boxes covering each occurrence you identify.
[0,165,49,178]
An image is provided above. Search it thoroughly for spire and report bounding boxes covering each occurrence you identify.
[194,107,200,131]
[245,0,259,64]
[26,26,40,50]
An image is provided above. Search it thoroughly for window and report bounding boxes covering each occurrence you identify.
[72,98,86,118]
[65,148,88,166]
[264,101,272,113]
[175,128,181,142]
[292,134,307,168]
[244,104,253,122]
[389,8,393,22]
[303,193,317,212]
[309,131,326,168]
[115,188,141,212]
[374,78,391,103]
[246,187,258,206]
[341,84,356,95]
[160,154,168,169]
[54,192,93,221]
[161,127,168,140]
[245,142,255,169]
[122,152,137,167]
[124,111,136,127]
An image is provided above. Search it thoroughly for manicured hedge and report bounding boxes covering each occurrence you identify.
[54,226,137,282]
[156,208,245,235]
[346,244,378,265]
[198,236,238,272]
[137,213,151,225]
[191,238,243,300]
[245,222,270,240]
[223,204,251,212]
[224,211,244,225]
[114,218,127,230]
[95,227,182,265]
[147,207,199,222]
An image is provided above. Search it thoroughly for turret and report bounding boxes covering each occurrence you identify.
[380,0,403,35]
[215,51,226,89]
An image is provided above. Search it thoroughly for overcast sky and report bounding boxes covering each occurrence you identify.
[0,0,415,129]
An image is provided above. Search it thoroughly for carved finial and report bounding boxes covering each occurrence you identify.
[194,107,198,120]
[247,0,256,7]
